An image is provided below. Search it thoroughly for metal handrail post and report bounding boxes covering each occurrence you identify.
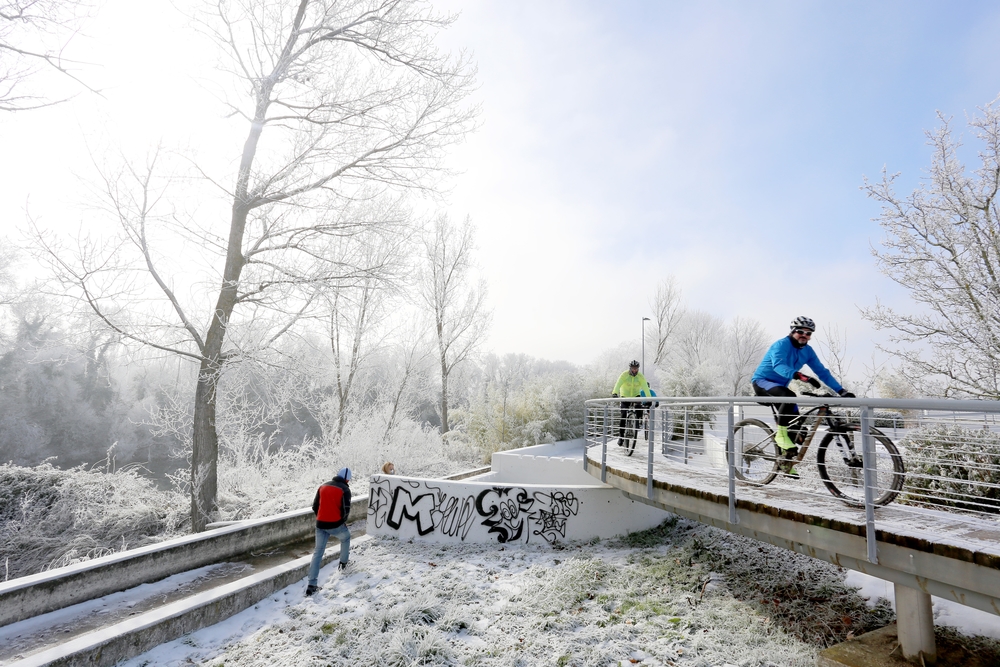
[683,407,689,464]
[647,410,654,499]
[860,405,878,564]
[661,407,668,457]
[727,401,738,524]
[601,404,608,483]
[582,408,589,472]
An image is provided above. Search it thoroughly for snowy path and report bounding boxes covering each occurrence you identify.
[111,522,1000,667]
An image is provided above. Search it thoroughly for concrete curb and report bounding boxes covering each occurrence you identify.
[1,503,342,628]
[9,536,373,667]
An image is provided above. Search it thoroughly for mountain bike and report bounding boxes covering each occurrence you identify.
[619,404,650,457]
[729,391,905,506]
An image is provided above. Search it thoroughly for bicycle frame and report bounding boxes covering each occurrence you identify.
[772,396,853,466]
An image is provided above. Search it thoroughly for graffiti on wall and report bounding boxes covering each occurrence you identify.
[368,478,580,544]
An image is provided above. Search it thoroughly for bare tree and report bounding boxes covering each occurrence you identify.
[814,325,882,397]
[379,322,431,443]
[34,0,475,531]
[0,0,96,111]
[325,229,406,438]
[648,278,684,366]
[862,96,1000,399]
[0,243,19,307]
[817,324,851,383]
[722,316,767,396]
[675,311,723,373]
[417,214,490,434]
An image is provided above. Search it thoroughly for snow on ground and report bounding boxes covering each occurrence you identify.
[845,570,1000,640]
[117,518,1000,667]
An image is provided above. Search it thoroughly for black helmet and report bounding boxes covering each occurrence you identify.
[790,316,815,331]
[629,359,640,368]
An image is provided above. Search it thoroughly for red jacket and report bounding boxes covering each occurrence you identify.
[312,476,351,529]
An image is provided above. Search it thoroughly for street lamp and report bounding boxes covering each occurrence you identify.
[641,317,651,374]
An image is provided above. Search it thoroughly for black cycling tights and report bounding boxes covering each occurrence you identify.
[618,404,647,438]
[752,383,798,428]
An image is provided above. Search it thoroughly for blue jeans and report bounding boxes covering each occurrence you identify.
[307,524,350,587]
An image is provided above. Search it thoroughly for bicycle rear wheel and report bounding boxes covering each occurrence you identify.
[817,427,905,506]
[729,419,779,485]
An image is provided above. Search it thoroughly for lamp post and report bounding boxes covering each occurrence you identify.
[642,317,651,374]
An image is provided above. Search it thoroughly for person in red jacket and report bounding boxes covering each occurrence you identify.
[305,467,352,596]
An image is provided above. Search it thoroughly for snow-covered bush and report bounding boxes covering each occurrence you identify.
[165,404,477,523]
[453,372,588,462]
[0,460,186,580]
[830,408,906,429]
[898,424,1000,513]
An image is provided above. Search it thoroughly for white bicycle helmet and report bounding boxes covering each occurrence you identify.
[790,316,816,331]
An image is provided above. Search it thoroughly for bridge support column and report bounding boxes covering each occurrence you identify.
[894,582,936,664]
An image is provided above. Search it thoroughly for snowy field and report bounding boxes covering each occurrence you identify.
[117,518,1000,667]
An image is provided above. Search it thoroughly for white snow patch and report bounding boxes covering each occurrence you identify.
[845,570,1000,640]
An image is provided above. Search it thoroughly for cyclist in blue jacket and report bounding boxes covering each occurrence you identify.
[752,317,855,472]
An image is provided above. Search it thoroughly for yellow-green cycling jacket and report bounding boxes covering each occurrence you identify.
[612,370,651,398]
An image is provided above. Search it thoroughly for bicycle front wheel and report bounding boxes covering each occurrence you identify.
[817,428,905,506]
[624,412,638,457]
[730,419,780,485]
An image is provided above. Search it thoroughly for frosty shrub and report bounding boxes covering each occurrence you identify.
[204,404,477,522]
[831,409,906,429]
[0,460,186,580]
[898,423,1000,513]
[657,373,718,440]
[454,374,587,462]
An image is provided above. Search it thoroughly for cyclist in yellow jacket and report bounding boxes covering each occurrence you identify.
[612,360,651,447]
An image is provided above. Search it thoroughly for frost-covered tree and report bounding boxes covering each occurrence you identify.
[0,0,95,111]
[648,277,684,366]
[0,244,19,308]
[34,0,476,531]
[863,97,1000,399]
[323,228,407,438]
[0,303,122,466]
[722,316,767,396]
[417,214,491,434]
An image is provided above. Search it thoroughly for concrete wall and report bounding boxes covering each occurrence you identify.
[367,441,668,544]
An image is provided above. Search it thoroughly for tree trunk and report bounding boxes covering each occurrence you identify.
[190,199,250,531]
[188,70,268,531]
[191,355,220,532]
[439,348,449,434]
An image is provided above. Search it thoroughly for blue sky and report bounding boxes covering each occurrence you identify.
[3,0,1000,374]
[434,0,1000,366]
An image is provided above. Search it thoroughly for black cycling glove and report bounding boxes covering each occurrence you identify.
[795,372,821,388]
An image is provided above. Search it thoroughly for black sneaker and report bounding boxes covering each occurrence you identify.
[617,438,623,447]
[338,561,348,572]
[305,585,319,597]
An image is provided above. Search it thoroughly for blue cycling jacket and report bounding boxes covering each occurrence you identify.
[751,336,843,393]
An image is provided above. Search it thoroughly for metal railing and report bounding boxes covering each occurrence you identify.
[584,395,1000,565]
